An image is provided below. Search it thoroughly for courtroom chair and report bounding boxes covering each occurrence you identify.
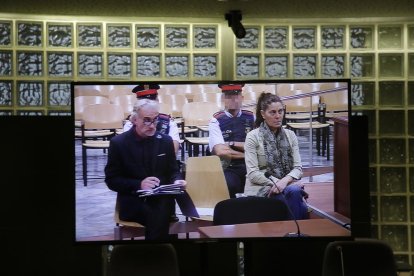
[181,101,217,157]
[183,156,230,221]
[109,85,134,96]
[322,238,398,276]
[107,244,180,276]
[192,92,223,109]
[243,83,274,94]
[114,194,195,240]
[213,197,290,225]
[111,94,137,119]
[74,95,111,137]
[159,102,173,116]
[159,94,188,118]
[74,95,110,121]
[319,82,349,119]
[80,103,124,186]
[74,87,102,97]
[114,195,145,240]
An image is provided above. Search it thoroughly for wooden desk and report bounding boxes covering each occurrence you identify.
[198,219,350,238]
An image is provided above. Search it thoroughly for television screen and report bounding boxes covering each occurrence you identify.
[73,79,367,244]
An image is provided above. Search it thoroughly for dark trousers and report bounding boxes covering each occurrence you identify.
[120,195,175,240]
[224,163,247,198]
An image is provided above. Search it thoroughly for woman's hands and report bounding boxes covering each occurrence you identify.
[269,176,293,195]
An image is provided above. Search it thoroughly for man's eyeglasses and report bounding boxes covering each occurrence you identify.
[141,116,159,126]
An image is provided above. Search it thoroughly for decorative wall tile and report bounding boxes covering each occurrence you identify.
[78,53,102,77]
[194,26,216,48]
[381,225,408,252]
[194,55,216,77]
[0,110,13,115]
[293,27,315,49]
[379,110,404,136]
[265,55,287,78]
[165,26,188,48]
[293,55,316,77]
[136,54,160,77]
[0,50,12,76]
[321,55,345,77]
[0,21,12,46]
[48,52,73,77]
[350,54,374,77]
[379,54,403,77]
[77,24,102,47]
[0,81,12,106]
[48,23,72,47]
[17,81,43,106]
[380,167,407,193]
[17,21,42,47]
[379,138,405,164]
[48,82,71,106]
[264,26,288,50]
[378,25,402,49]
[107,24,131,48]
[379,81,404,106]
[165,55,188,77]
[17,110,44,116]
[409,54,414,77]
[380,200,407,223]
[236,55,259,77]
[136,25,160,48]
[321,26,344,49]
[409,25,414,48]
[408,111,414,136]
[17,51,43,76]
[351,82,375,106]
[350,26,373,49]
[107,53,131,77]
[409,82,414,106]
[237,27,260,49]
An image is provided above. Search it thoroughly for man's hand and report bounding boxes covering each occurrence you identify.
[174,179,187,190]
[141,176,160,190]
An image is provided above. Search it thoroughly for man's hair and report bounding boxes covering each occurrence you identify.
[130,99,159,121]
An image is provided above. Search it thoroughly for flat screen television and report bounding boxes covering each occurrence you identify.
[72,79,370,245]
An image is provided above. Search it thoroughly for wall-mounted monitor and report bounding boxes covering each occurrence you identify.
[72,79,370,245]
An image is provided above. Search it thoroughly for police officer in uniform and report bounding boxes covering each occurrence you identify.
[208,84,254,198]
[123,84,180,155]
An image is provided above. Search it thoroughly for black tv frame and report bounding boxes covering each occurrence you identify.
[71,79,370,245]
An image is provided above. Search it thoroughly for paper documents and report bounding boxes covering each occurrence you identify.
[136,183,185,197]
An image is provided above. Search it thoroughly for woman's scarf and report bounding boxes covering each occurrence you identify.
[259,122,293,179]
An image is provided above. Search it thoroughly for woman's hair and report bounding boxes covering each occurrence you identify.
[130,98,159,122]
[254,92,283,128]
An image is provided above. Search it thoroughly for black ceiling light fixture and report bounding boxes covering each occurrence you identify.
[225,10,246,39]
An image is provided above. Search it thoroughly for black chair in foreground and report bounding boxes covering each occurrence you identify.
[322,238,398,276]
[213,196,290,226]
[107,244,180,276]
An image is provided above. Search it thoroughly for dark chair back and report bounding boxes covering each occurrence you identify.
[322,238,398,276]
[213,196,290,225]
[107,244,180,276]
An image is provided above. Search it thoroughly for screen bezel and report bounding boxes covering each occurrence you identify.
[72,79,369,245]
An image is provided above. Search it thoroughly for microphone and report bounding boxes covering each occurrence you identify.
[264,172,309,237]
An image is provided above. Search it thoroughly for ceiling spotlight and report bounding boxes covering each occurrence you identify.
[225,10,246,39]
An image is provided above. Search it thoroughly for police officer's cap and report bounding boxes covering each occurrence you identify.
[132,84,160,100]
[218,84,244,95]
